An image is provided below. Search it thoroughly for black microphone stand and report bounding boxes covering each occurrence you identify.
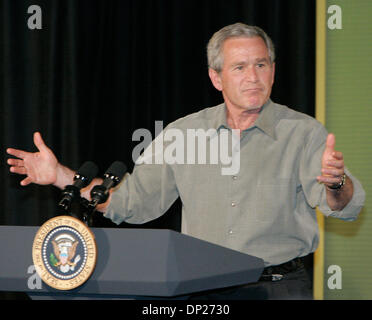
[58,195,93,227]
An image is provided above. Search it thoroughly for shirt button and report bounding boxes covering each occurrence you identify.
[231,202,236,207]
[232,176,237,180]
[228,230,233,235]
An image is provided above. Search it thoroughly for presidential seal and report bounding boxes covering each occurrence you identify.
[32,215,97,290]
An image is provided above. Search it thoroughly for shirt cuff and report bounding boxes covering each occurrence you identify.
[318,171,365,221]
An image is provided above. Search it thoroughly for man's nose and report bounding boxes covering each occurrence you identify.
[244,65,258,82]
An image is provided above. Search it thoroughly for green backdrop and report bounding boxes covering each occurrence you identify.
[324,0,372,299]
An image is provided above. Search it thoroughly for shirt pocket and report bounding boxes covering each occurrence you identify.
[255,178,297,223]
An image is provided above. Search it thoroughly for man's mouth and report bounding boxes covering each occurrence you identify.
[243,88,262,92]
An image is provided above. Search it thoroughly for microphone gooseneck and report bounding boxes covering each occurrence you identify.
[58,161,99,211]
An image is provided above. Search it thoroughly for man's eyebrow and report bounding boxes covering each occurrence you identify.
[230,57,270,67]
[255,57,270,63]
[230,61,247,67]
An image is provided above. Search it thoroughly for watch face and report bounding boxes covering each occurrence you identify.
[328,174,346,190]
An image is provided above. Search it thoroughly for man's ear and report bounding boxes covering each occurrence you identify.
[208,68,223,91]
[271,62,276,85]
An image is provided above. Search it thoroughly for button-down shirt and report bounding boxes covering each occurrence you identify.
[105,99,365,266]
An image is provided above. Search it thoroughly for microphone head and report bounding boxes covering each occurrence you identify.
[74,161,99,187]
[104,161,127,182]
[88,161,127,209]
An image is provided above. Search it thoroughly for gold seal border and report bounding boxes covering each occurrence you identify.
[32,215,97,291]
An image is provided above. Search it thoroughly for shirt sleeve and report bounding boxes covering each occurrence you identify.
[318,167,365,221]
[299,123,365,221]
[103,128,179,225]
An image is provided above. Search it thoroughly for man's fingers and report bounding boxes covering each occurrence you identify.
[321,168,343,177]
[6,148,28,159]
[332,151,343,160]
[325,159,344,169]
[20,177,32,186]
[10,166,27,175]
[7,158,24,167]
[317,175,342,185]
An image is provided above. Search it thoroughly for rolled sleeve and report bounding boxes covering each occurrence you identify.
[318,167,366,221]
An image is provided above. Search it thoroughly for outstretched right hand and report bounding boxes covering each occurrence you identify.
[7,132,59,186]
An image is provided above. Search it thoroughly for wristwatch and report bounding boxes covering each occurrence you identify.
[327,173,346,190]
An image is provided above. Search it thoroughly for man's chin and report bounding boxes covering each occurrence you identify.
[241,96,269,110]
[241,102,263,111]
[225,96,267,112]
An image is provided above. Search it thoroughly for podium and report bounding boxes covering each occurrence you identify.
[0,225,264,300]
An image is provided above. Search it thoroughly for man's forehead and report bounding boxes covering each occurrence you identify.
[222,37,270,62]
[224,35,266,45]
[223,37,268,53]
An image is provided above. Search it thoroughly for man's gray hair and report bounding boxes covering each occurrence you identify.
[207,23,275,73]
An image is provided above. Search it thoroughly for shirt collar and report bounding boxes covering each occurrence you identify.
[213,99,278,140]
[254,99,278,140]
[213,104,229,131]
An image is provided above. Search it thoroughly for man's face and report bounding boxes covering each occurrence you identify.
[209,36,275,111]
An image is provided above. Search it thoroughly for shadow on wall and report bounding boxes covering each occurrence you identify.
[324,206,366,238]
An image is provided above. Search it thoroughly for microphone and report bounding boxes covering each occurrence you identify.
[88,161,127,210]
[58,161,99,211]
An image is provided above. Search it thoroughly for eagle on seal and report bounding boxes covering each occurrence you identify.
[51,235,81,273]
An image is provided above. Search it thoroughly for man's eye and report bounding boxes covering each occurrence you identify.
[257,63,265,68]
[235,66,244,70]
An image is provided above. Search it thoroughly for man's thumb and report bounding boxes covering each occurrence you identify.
[33,132,48,152]
[326,133,336,151]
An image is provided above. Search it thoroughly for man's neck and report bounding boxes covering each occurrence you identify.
[226,105,262,131]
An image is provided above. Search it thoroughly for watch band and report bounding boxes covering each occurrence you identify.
[327,173,346,190]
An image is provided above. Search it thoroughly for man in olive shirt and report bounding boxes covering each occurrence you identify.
[7,23,365,299]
